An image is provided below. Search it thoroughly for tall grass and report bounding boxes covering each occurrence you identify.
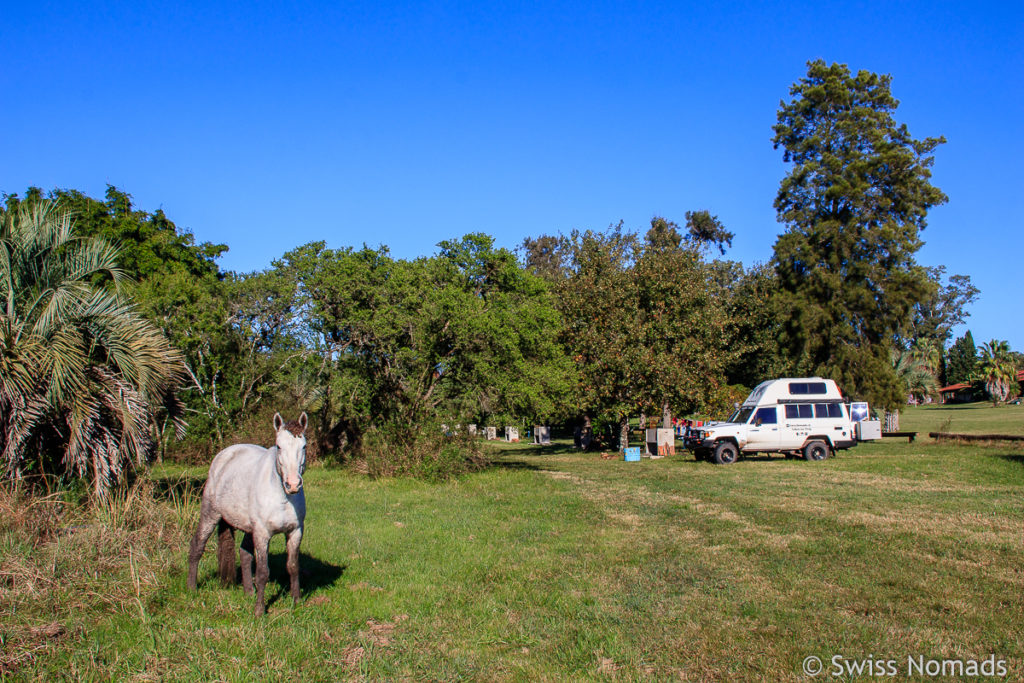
[0,476,198,676]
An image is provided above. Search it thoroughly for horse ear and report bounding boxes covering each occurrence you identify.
[299,412,308,432]
[273,412,284,432]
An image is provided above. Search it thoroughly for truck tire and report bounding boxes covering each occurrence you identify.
[712,441,739,465]
[802,440,829,461]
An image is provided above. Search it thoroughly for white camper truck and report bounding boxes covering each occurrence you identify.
[684,377,881,464]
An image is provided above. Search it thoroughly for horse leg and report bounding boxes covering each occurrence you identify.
[216,520,236,587]
[239,532,255,595]
[187,502,220,590]
[253,529,271,617]
[286,527,303,606]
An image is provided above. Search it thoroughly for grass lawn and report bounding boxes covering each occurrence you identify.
[2,433,1023,680]
[900,402,1024,438]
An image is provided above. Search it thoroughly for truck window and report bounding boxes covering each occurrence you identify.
[828,403,843,418]
[786,404,813,419]
[753,407,777,424]
[814,403,834,418]
[731,407,754,423]
[789,382,827,395]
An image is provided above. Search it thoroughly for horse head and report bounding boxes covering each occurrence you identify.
[273,412,308,495]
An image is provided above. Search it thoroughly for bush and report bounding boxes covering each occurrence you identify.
[360,421,488,482]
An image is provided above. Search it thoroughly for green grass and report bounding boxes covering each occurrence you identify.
[900,402,1024,437]
[3,436,1023,680]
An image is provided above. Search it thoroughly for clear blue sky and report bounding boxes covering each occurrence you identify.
[5,1,1022,349]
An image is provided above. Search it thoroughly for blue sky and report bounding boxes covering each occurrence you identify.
[5,1,1022,348]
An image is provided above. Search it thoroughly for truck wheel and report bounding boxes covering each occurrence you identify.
[803,440,829,461]
[712,441,739,465]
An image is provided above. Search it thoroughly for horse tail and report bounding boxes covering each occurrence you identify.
[217,520,236,586]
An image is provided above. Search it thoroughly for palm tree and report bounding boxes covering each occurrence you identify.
[881,348,938,431]
[0,200,185,495]
[910,337,941,376]
[979,339,1014,406]
[893,348,939,400]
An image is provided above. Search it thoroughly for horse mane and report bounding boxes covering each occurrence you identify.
[283,420,305,436]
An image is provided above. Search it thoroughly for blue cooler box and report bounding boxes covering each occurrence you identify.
[623,447,641,462]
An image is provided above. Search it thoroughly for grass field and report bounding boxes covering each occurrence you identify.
[2,404,1023,680]
[901,401,1024,437]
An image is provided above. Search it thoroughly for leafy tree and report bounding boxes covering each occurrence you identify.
[709,261,787,389]
[635,219,732,428]
[136,267,299,453]
[0,201,184,495]
[520,234,566,281]
[979,339,1016,405]
[546,219,734,448]
[554,225,643,448]
[284,235,574,461]
[911,266,979,348]
[945,331,978,386]
[4,186,227,281]
[772,60,947,410]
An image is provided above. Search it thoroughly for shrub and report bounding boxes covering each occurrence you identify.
[360,421,488,482]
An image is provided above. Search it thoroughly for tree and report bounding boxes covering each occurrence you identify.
[0,201,184,495]
[520,234,566,281]
[4,186,228,281]
[3,186,244,456]
[544,219,733,449]
[683,210,734,255]
[635,218,732,428]
[911,266,979,348]
[945,330,978,386]
[892,349,938,401]
[979,340,1016,406]
[772,60,947,410]
[554,225,643,448]
[284,234,574,458]
[709,261,787,389]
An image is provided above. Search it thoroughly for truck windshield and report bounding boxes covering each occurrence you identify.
[729,407,755,423]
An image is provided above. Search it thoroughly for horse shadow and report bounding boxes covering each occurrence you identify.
[264,553,347,608]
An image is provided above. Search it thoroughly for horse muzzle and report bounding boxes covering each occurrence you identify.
[284,478,303,495]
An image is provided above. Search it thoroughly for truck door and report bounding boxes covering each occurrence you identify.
[744,407,780,452]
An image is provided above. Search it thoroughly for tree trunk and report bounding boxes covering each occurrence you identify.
[662,402,672,429]
[619,416,629,450]
[576,415,593,450]
[638,413,647,430]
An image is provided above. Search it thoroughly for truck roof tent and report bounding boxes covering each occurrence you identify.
[740,377,843,408]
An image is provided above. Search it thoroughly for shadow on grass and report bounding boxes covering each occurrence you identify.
[488,460,542,472]
[997,453,1024,467]
[265,552,347,608]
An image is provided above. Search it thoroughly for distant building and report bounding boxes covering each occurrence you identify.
[938,383,973,404]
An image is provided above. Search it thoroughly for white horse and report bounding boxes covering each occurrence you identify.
[187,412,308,616]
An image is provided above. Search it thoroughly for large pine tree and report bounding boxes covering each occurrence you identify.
[946,330,978,386]
[772,61,947,409]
